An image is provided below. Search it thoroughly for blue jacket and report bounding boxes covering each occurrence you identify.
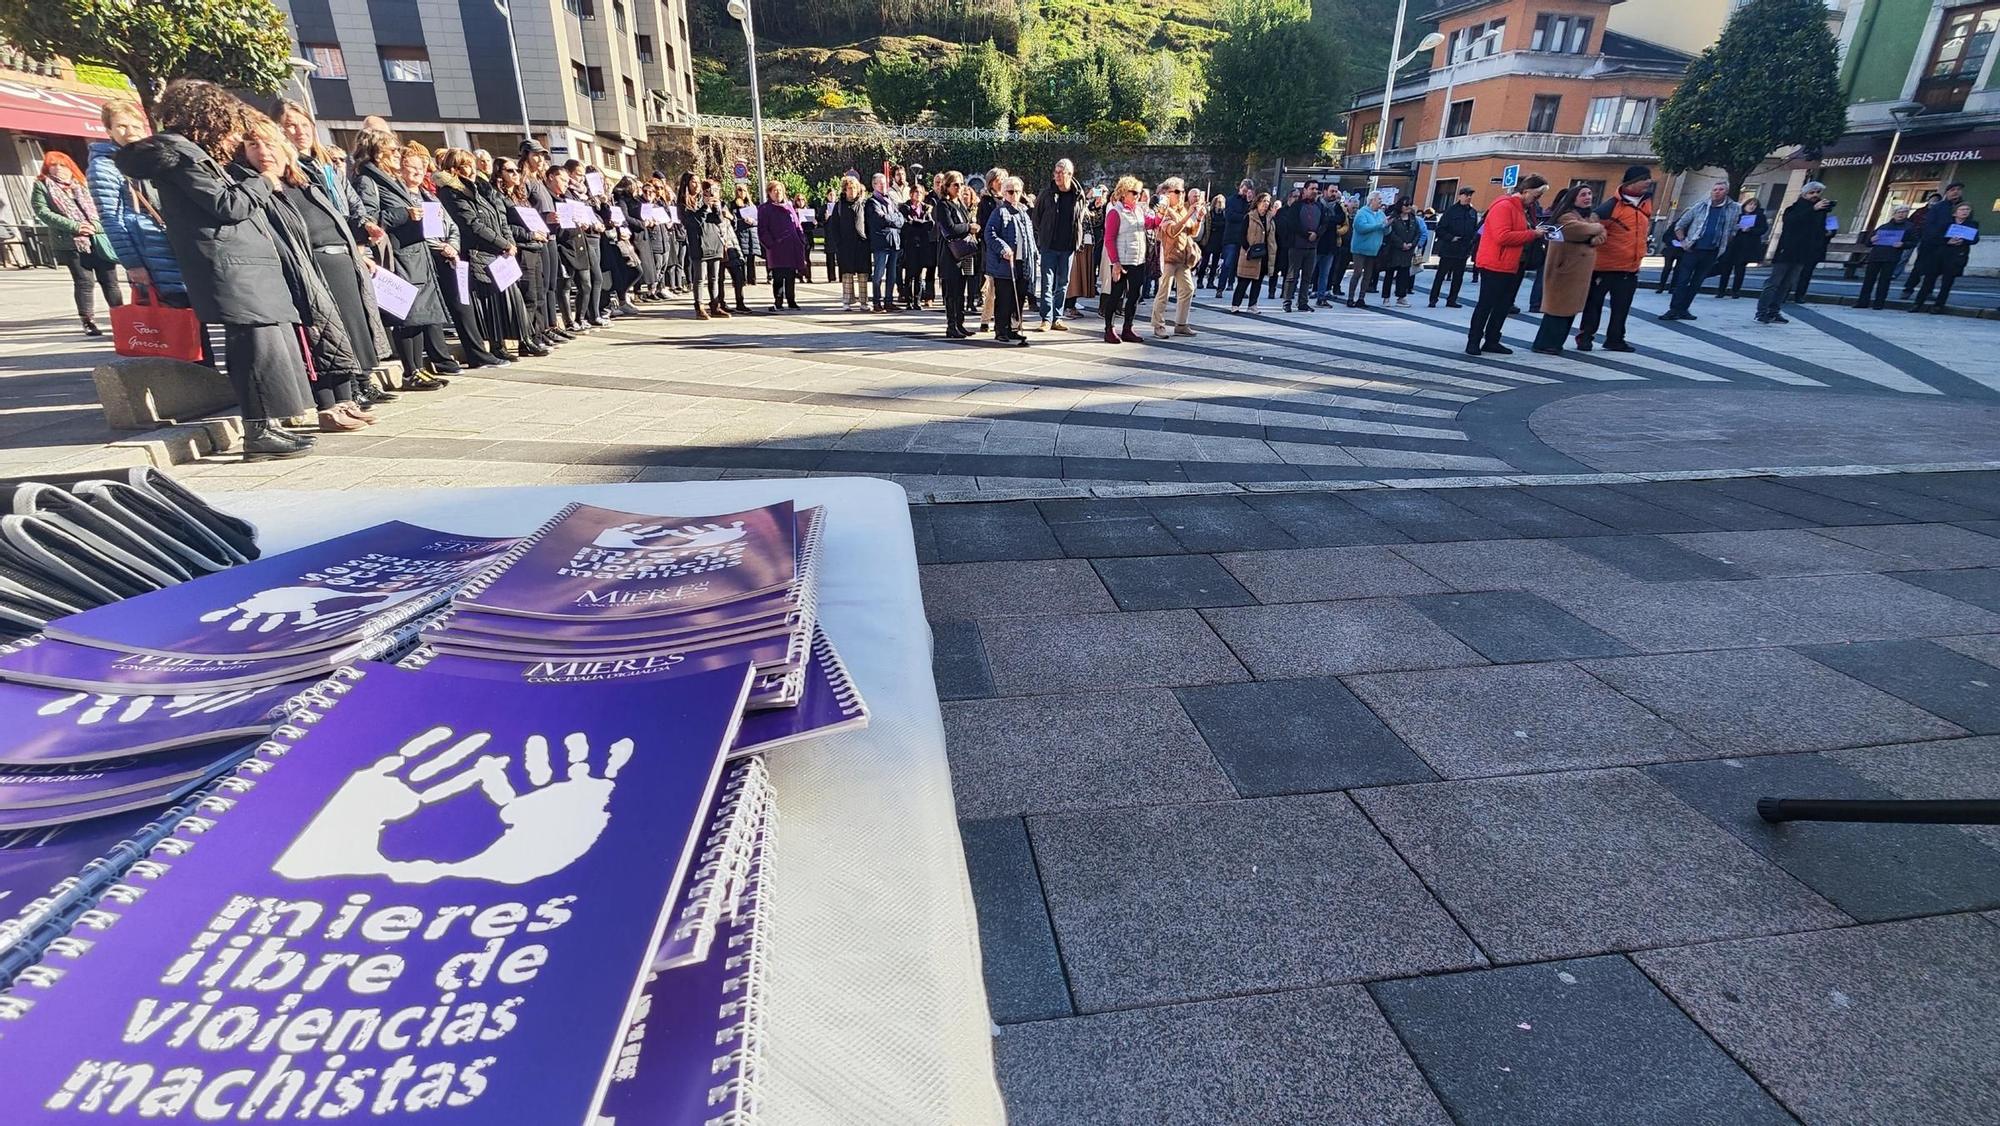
[87,139,185,295]
[982,202,1030,278]
[1349,204,1388,256]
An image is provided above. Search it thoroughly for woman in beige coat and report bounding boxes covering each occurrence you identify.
[1531,185,1604,354]
[1229,192,1277,311]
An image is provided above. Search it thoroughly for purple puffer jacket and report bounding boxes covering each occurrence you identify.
[757,201,807,270]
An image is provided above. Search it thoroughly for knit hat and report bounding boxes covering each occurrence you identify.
[1621,164,1652,187]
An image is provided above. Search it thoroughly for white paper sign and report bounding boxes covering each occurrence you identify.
[609,204,627,225]
[665,205,678,225]
[554,202,578,230]
[1824,214,1839,233]
[369,266,418,320]
[738,205,758,223]
[420,200,445,239]
[1378,187,1399,206]
[640,204,667,223]
[515,205,548,234]
[489,253,523,292]
[800,208,816,222]
[585,171,606,196]
[453,260,471,306]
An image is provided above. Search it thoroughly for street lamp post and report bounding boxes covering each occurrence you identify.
[1370,21,1446,192]
[1425,28,1500,209]
[494,0,534,143]
[286,56,318,117]
[1856,100,1924,231]
[726,0,767,192]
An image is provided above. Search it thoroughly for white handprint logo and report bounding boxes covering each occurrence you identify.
[591,521,747,551]
[36,688,267,726]
[273,725,633,885]
[200,587,423,634]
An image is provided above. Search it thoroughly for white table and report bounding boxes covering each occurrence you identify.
[226,478,1005,1126]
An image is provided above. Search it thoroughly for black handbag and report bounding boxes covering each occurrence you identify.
[948,235,978,261]
[1246,243,1268,260]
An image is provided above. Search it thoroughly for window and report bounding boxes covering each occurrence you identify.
[623,77,636,107]
[1388,116,1405,148]
[637,34,654,63]
[1526,94,1561,133]
[587,66,606,100]
[665,43,677,72]
[1447,19,1506,60]
[304,44,347,79]
[613,0,626,30]
[1531,13,1593,54]
[563,0,596,18]
[1585,95,1656,135]
[1358,121,1380,151]
[1431,178,1459,211]
[380,47,432,83]
[1918,4,2000,113]
[1445,99,1474,138]
[572,62,591,100]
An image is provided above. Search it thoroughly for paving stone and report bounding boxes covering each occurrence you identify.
[1778,476,1996,522]
[1089,555,1256,610]
[1141,495,1300,551]
[1939,633,2000,668]
[1811,522,2000,569]
[1202,599,1487,679]
[1888,472,2000,516]
[1557,534,1755,581]
[1633,915,2000,1126]
[1704,477,1910,526]
[1049,511,1188,558]
[1736,573,2000,641]
[1388,539,1632,591]
[1827,735,2000,852]
[1662,529,1901,576]
[995,986,1452,1126]
[1347,663,1709,779]
[1215,545,1453,604]
[1799,640,2000,734]
[1890,566,2000,612]
[1540,580,1839,651]
[1607,481,1816,530]
[1354,769,1848,963]
[1647,753,2000,921]
[959,817,1073,1024]
[1426,486,1619,537]
[1174,678,1438,796]
[1402,590,1636,663]
[928,502,1063,562]
[1521,485,1719,533]
[1581,648,1966,755]
[1341,490,1519,542]
[920,559,1115,619]
[1239,491,1411,546]
[979,609,1248,695]
[1370,956,1794,1126]
[942,689,1235,818]
[1028,794,1484,1011]
[930,619,994,700]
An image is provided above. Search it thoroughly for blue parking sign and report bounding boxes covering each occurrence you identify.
[1501,164,1520,190]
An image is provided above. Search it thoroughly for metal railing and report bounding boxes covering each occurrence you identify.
[691,113,1191,146]
[1414,130,1658,161]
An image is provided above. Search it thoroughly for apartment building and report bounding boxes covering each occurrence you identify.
[1347,0,1710,211]
[273,0,697,174]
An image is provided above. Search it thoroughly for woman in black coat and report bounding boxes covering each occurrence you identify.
[438,149,539,360]
[351,132,452,389]
[1712,195,1768,299]
[112,80,315,460]
[688,178,733,320]
[934,171,976,339]
[828,175,871,310]
[899,184,936,309]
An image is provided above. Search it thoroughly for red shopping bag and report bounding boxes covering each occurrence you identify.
[111,286,205,362]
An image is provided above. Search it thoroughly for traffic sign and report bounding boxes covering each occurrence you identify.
[734,160,749,181]
[1501,164,1520,190]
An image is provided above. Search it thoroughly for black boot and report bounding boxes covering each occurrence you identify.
[241,420,311,462]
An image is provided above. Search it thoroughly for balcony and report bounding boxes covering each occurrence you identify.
[1414,130,1658,162]
[1348,147,1420,171]
[1915,76,1972,115]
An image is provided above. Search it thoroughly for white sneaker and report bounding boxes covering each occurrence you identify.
[1154,329,1172,340]
[1396,297,1411,306]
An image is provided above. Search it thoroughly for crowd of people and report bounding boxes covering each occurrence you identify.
[51,90,1987,457]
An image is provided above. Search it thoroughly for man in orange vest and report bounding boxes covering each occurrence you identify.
[1575,164,1654,353]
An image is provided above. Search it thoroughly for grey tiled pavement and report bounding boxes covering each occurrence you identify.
[932,471,2000,1124]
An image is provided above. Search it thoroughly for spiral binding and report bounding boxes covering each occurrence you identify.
[813,627,868,723]
[654,758,773,971]
[705,850,771,1126]
[779,506,826,678]
[449,501,586,613]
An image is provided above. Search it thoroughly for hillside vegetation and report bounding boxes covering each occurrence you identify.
[693,0,1417,140]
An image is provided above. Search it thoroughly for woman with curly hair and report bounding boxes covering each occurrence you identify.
[113,79,315,460]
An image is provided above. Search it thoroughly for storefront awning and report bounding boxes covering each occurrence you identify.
[0,77,113,141]
[1813,127,2000,169]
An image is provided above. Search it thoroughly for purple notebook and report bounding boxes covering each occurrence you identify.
[0,632,380,695]
[595,861,765,1126]
[457,502,796,622]
[0,745,248,831]
[0,661,755,1124]
[0,677,299,765]
[425,614,791,660]
[42,522,519,659]
[0,805,170,944]
[0,745,250,810]
[411,645,803,710]
[652,759,769,972]
[731,625,869,758]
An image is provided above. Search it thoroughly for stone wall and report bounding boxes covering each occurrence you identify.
[643,124,1249,194]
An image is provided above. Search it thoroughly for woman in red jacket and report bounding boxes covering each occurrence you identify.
[1466,173,1549,357]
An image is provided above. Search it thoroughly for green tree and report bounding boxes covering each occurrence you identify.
[1093,44,1146,125]
[0,0,293,115]
[864,55,931,124]
[1023,54,1108,129]
[1195,0,1344,156]
[933,40,1015,128]
[1652,0,1846,193]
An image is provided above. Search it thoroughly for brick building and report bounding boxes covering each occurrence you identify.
[1346,0,1697,212]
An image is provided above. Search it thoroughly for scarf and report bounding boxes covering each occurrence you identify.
[41,176,95,253]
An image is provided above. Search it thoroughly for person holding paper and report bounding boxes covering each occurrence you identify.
[1712,194,1768,299]
[437,148,540,360]
[406,143,505,367]
[1910,202,1978,314]
[900,183,937,310]
[561,160,608,327]
[1856,204,1915,310]
[731,181,762,289]
[758,179,806,312]
[794,191,819,284]
[112,80,317,458]
[520,143,573,342]
[690,178,733,319]
[499,158,557,351]
[352,131,452,389]
[1531,186,1606,355]
[1660,181,1739,321]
